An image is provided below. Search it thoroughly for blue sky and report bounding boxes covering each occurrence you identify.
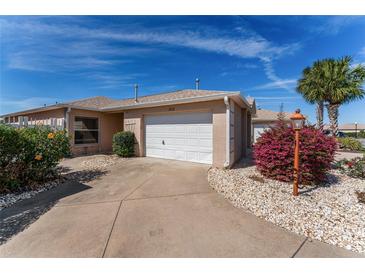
[1,16,365,124]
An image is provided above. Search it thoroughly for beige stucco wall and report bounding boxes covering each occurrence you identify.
[233,102,242,162]
[69,109,123,155]
[247,112,252,147]
[123,100,227,168]
[232,102,250,164]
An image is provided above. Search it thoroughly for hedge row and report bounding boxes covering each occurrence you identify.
[0,125,70,193]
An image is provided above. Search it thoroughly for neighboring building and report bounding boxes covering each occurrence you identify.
[246,97,291,142]
[252,109,291,142]
[1,89,253,168]
[323,123,365,133]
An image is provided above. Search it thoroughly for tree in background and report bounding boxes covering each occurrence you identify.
[320,56,365,136]
[297,61,326,128]
[297,56,365,136]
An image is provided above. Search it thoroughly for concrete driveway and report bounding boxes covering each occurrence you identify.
[0,156,361,257]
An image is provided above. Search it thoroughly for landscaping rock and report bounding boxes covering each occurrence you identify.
[0,179,64,211]
[208,163,365,253]
[80,154,126,170]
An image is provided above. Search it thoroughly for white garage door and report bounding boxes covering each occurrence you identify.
[254,124,270,143]
[145,112,213,164]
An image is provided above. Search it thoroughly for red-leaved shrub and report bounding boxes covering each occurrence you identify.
[253,122,337,184]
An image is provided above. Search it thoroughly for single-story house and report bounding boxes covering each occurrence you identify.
[246,98,291,142]
[1,89,253,168]
[323,123,365,133]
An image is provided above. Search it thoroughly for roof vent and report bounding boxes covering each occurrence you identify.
[195,78,200,90]
[134,84,138,103]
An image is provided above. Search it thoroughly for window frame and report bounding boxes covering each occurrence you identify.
[73,116,100,146]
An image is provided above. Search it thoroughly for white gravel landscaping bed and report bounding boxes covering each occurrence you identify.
[208,164,365,253]
[0,180,63,211]
[79,154,127,170]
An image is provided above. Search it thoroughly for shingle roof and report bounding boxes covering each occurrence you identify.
[1,89,242,116]
[253,109,291,122]
[67,96,117,109]
[103,89,237,109]
[323,123,365,130]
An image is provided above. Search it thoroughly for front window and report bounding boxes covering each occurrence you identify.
[74,117,99,144]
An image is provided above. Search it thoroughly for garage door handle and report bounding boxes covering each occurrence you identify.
[162,140,165,145]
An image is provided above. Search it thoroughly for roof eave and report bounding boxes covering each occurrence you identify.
[0,104,102,117]
[252,118,291,123]
[0,104,68,118]
[101,93,242,112]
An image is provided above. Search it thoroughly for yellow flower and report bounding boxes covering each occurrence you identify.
[47,133,55,139]
[34,154,43,161]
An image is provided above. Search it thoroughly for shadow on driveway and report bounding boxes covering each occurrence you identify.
[0,169,107,245]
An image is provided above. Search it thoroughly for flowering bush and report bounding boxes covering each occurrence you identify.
[334,157,365,179]
[0,125,70,193]
[253,122,337,184]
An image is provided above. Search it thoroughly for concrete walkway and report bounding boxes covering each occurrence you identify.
[0,157,361,257]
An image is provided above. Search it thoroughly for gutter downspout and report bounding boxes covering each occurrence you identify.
[65,107,71,137]
[224,96,230,168]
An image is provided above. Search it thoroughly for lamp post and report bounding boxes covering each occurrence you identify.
[355,122,358,139]
[290,109,306,196]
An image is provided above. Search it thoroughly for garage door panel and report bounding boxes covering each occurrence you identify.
[199,152,213,163]
[254,124,270,142]
[145,113,213,164]
[186,151,198,162]
[199,139,212,148]
[146,112,212,124]
[199,125,212,134]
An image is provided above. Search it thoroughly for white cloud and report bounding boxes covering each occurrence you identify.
[1,17,301,89]
[311,16,361,36]
[251,79,297,90]
[85,72,148,89]
[253,96,299,100]
[1,18,299,65]
[359,47,365,57]
[7,54,117,72]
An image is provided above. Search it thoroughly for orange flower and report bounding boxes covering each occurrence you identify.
[34,154,43,161]
[47,133,55,139]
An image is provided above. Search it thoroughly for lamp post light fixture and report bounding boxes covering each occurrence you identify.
[290,109,306,196]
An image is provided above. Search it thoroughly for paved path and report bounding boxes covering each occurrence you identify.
[0,157,361,257]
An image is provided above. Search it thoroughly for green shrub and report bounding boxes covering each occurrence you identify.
[343,130,365,138]
[337,137,363,151]
[18,127,71,182]
[335,157,365,179]
[0,125,24,191]
[0,125,70,193]
[112,131,135,157]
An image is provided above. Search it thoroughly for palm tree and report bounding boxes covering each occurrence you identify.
[297,62,326,128]
[297,56,365,135]
[318,56,365,136]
